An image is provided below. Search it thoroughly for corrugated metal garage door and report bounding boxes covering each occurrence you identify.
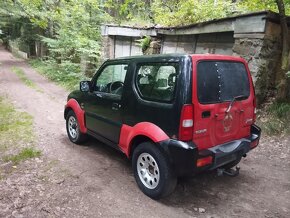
[161,32,234,55]
[195,32,234,55]
[162,35,197,54]
[114,36,142,58]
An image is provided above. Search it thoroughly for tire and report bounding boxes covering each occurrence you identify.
[132,142,177,200]
[66,110,87,144]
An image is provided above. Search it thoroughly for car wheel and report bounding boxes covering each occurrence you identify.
[66,110,87,144]
[132,142,177,199]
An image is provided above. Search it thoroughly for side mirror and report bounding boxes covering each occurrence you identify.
[80,81,91,92]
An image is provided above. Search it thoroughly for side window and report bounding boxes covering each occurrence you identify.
[136,63,178,102]
[95,64,128,95]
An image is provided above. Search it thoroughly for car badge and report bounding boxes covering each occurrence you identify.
[223,112,233,132]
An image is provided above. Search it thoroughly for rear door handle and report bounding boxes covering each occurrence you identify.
[112,103,121,110]
[202,111,211,118]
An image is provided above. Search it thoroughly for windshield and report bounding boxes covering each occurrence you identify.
[197,61,250,104]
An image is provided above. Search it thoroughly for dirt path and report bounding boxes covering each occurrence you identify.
[0,46,289,218]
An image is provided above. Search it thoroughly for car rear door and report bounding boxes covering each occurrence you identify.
[192,57,255,150]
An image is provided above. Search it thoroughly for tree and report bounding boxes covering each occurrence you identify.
[104,0,153,25]
[151,0,235,26]
[0,0,105,76]
[275,0,290,100]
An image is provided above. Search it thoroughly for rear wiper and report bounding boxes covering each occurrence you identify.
[225,95,247,113]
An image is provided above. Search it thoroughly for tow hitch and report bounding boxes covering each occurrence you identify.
[217,166,240,177]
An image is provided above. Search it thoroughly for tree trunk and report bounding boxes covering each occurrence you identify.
[275,0,290,100]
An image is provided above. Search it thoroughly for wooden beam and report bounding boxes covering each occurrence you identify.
[102,26,157,37]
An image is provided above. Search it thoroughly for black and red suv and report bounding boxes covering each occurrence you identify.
[64,54,261,199]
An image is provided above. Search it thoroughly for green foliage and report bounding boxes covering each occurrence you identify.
[152,0,235,26]
[269,102,290,118]
[3,147,41,165]
[103,0,290,27]
[237,0,290,15]
[257,101,290,135]
[29,59,89,91]
[0,0,103,78]
[40,0,102,65]
[104,0,153,25]
[136,36,151,53]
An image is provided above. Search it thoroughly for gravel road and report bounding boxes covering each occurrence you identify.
[0,46,289,218]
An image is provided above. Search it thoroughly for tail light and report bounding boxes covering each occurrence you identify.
[253,97,257,122]
[179,104,194,141]
[197,156,213,167]
[250,140,259,149]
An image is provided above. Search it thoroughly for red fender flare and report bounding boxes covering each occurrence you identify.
[119,122,169,157]
[65,99,87,133]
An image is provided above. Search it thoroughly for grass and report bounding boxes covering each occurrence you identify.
[0,96,40,167]
[0,96,34,152]
[29,59,89,91]
[3,147,41,165]
[11,67,43,92]
[257,101,290,135]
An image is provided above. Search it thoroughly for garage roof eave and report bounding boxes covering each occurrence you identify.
[101,10,289,37]
[101,25,157,37]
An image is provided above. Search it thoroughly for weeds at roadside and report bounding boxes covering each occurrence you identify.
[0,96,34,152]
[257,101,290,135]
[3,147,41,165]
[0,96,39,167]
[11,67,43,93]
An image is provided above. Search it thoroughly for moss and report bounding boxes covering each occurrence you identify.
[135,35,151,53]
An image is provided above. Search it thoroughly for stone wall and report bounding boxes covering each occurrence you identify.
[100,35,115,62]
[233,36,281,104]
[8,40,29,59]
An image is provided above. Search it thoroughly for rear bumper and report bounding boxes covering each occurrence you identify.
[159,124,261,177]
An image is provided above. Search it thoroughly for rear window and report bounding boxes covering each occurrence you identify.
[197,61,250,104]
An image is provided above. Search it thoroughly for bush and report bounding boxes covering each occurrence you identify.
[29,59,90,91]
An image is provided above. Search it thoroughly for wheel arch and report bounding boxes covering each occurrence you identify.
[128,135,154,159]
[64,107,72,119]
[119,122,169,158]
[65,99,87,133]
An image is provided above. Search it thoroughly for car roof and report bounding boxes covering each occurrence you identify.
[110,53,245,62]
[111,53,188,61]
